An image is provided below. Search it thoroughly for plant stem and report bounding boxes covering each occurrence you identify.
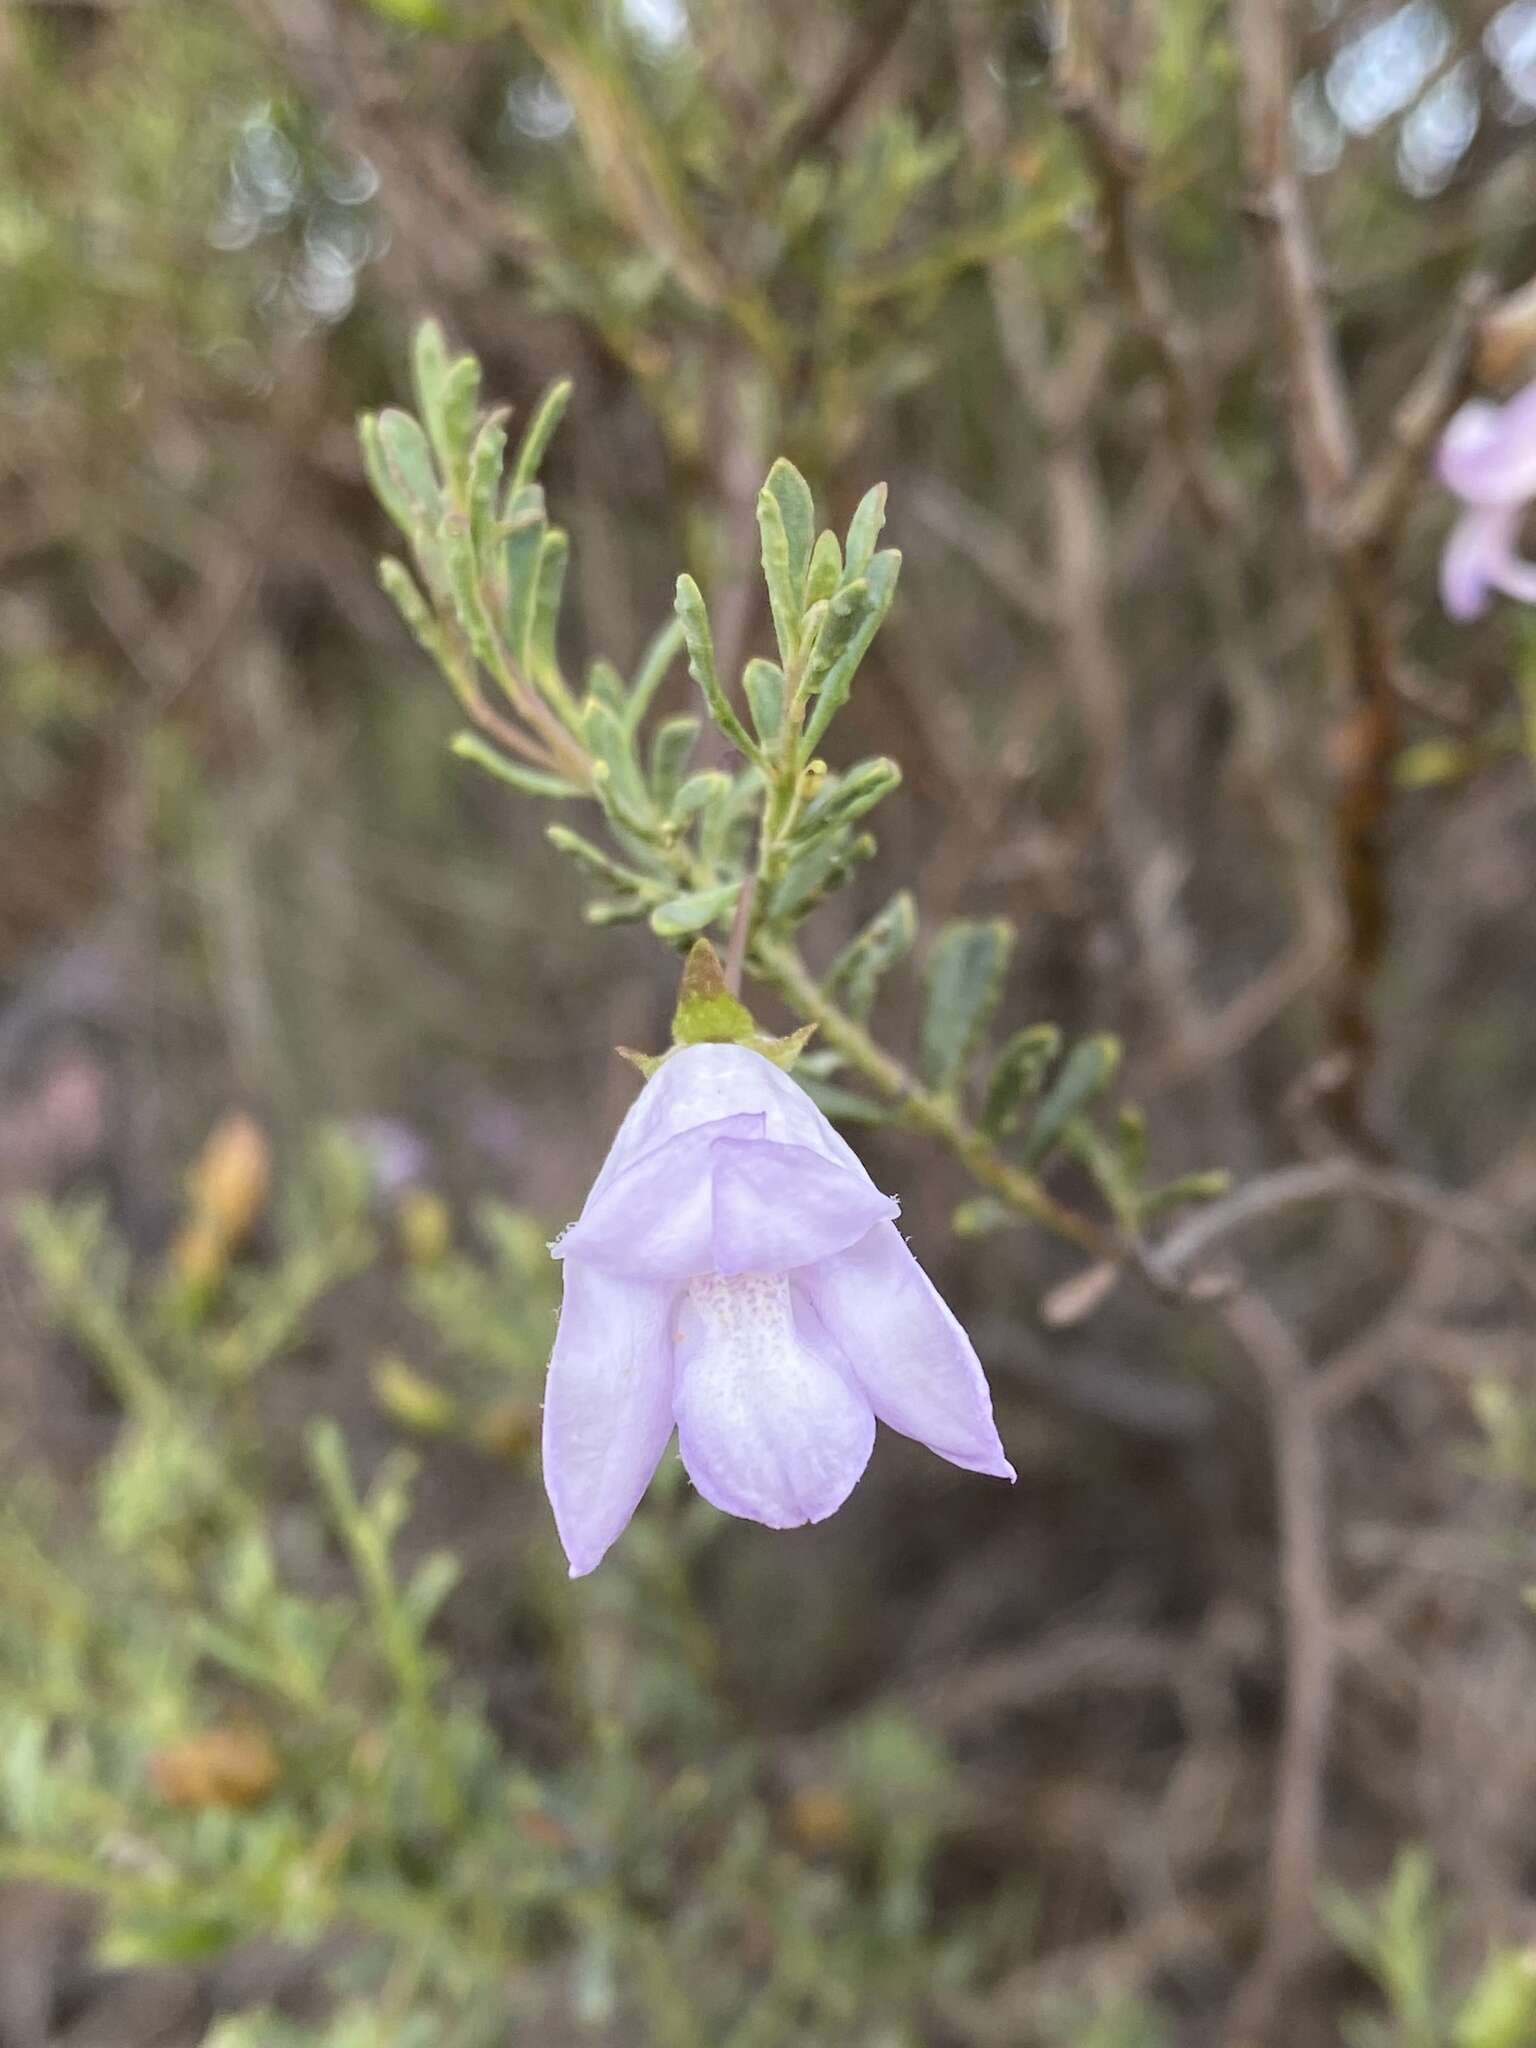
[752,934,1104,1252]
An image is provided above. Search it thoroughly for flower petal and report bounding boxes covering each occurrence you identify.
[1441,503,1536,620]
[674,1272,875,1527]
[587,1042,876,1198]
[556,1112,764,1279]
[710,1136,898,1276]
[1438,385,1536,506]
[803,1222,1015,1479]
[542,1262,677,1577]
[558,1118,896,1283]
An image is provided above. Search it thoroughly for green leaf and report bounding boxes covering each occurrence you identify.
[582,697,647,814]
[797,1077,892,1125]
[449,732,582,798]
[801,549,901,755]
[844,481,887,579]
[441,513,498,670]
[764,456,815,599]
[757,485,801,669]
[796,756,901,844]
[651,883,742,940]
[1019,1034,1122,1168]
[1453,1945,1536,2048]
[950,1197,1014,1238]
[649,714,701,806]
[528,528,570,684]
[980,1024,1062,1138]
[825,890,916,1021]
[675,574,757,758]
[701,766,763,869]
[100,1913,244,1968]
[377,408,441,526]
[920,918,1015,1093]
[546,824,652,892]
[411,322,480,493]
[377,557,440,658]
[510,376,573,494]
[1138,1169,1232,1221]
[626,614,685,733]
[770,828,876,921]
[586,658,628,717]
[670,768,730,821]
[359,412,413,536]
[410,317,451,446]
[502,484,546,666]
[743,658,787,746]
[439,355,483,488]
[806,528,842,609]
[467,410,508,550]
[585,895,655,926]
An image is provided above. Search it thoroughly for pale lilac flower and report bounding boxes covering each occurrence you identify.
[543,1042,1014,1576]
[1436,381,1536,619]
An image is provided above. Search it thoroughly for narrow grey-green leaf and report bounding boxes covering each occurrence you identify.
[378,557,440,658]
[1019,1034,1123,1169]
[441,514,498,671]
[439,354,482,480]
[743,658,787,746]
[547,823,651,892]
[649,713,700,806]
[502,486,546,666]
[584,895,655,927]
[467,411,508,551]
[801,548,901,755]
[359,413,413,536]
[582,696,647,815]
[410,318,452,460]
[980,1024,1062,1139]
[701,766,763,869]
[675,574,757,758]
[670,769,730,822]
[510,377,573,494]
[377,409,441,526]
[796,1078,892,1126]
[586,658,628,717]
[844,481,887,579]
[450,732,582,799]
[650,881,741,939]
[757,486,800,669]
[806,529,842,609]
[764,457,815,598]
[771,827,876,921]
[626,614,685,733]
[920,917,1015,1093]
[825,890,916,1022]
[528,528,569,684]
[795,756,901,844]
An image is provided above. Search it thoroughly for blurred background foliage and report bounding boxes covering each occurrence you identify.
[4,0,1536,2042]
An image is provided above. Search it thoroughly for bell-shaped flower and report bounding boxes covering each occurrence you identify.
[543,1042,1014,1575]
[1436,380,1536,619]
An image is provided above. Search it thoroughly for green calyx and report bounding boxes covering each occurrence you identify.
[617,940,815,1078]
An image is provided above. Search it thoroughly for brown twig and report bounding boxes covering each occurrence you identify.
[1230,0,1496,1149]
[1218,1287,1335,2048]
[1147,1156,1536,1310]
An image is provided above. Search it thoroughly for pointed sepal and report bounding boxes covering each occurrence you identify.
[671,938,757,1047]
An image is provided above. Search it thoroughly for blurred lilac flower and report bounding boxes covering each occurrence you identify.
[348,1115,430,1196]
[1436,381,1536,619]
[543,1042,1014,1576]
